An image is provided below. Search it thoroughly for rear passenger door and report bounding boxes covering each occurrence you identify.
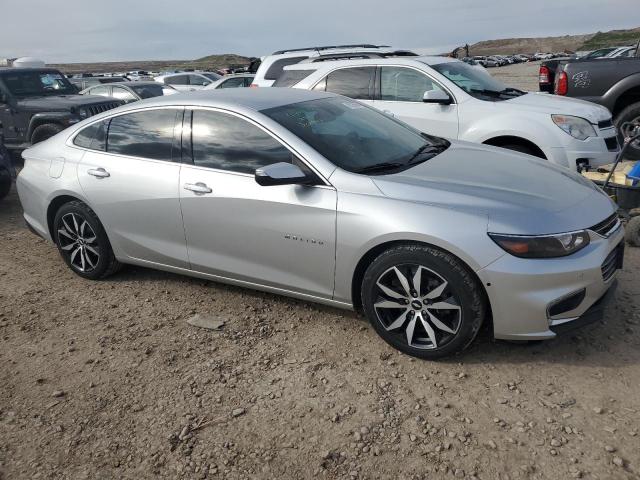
[179,108,337,298]
[76,107,189,268]
[313,66,376,107]
[373,66,459,138]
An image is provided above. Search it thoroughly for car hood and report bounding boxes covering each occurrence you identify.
[372,141,616,235]
[15,94,117,112]
[501,92,611,123]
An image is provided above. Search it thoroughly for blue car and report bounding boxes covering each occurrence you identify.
[0,133,15,200]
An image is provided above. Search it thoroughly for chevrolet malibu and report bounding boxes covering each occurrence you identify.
[17,89,624,359]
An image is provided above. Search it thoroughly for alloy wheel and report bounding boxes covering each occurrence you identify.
[373,264,462,350]
[620,115,640,139]
[57,213,100,273]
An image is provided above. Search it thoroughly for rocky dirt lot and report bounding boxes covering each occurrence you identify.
[1,63,639,480]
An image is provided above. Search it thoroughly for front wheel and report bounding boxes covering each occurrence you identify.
[361,244,486,359]
[53,201,121,279]
[616,101,640,160]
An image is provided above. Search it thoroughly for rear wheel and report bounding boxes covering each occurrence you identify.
[616,101,640,160]
[53,201,121,279]
[361,244,486,359]
[31,123,63,144]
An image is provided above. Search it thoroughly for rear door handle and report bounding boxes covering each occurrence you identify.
[87,167,110,178]
[183,182,212,194]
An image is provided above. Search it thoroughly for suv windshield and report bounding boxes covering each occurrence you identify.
[1,70,77,97]
[431,62,526,101]
[262,97,449,174]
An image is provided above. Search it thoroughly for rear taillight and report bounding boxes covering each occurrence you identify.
[539,65,550,84]
[555,71,568,95]
[249,84,258,88]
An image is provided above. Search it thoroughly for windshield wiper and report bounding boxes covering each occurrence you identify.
[355,162,405,174]
[501,87,526,95]
[406,143,447,165]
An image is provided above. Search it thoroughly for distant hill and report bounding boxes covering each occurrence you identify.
[466,26,639,56]
[50,54,251,75]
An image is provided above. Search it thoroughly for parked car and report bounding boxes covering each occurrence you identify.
[16,88,623,359]
[251,44,401,87]
[0,131,14,200]
[203,73,255,90]
[285,56,619,170]
[584,47,620,59]
[554,55,640,158]
[126,70,154,81]
[69,76,126,90]
[0,67,122,153]
[80,81,177,103]
[155,72,221,91]
[603,46,637,58]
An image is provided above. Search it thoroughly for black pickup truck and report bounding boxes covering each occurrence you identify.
[0,67,122,155]
[549,56,640,157]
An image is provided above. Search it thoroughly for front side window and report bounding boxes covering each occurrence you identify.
[191,110,292,174]
[380,67,444,102]
[322,67,375,100]
[88,85,110,96]
[107,109,178,161]
[189,75,210,86]
[165,75,188,86]
[262,97,449,174]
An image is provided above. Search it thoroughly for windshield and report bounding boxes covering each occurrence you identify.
[262,97,449,174]
[431,61,526,101]
[130,84,166,99]
[1,70,77,97]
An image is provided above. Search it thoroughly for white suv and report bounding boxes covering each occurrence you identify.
[250,44,409,88]
[154,72,221,92]
[284,56,619,170]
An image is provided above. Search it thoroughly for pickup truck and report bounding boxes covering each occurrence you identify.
[552,56,640,158]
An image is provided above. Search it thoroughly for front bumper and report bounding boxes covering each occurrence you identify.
[476,224,624,341]
[548,126,620,170]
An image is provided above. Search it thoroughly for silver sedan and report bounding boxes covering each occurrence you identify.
[17,89,624,358]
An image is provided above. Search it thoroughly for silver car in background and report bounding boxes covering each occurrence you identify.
[17,89,623,359]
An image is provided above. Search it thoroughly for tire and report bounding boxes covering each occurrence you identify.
[361,244,486,359]
[615,101,640,160]
[31,123,64,145]
[53,200,121,279]
[0,167,11,200]
[626,216,640,248]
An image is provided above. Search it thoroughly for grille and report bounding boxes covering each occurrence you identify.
[598,118,614,129]
[601,244,621,282]
[86,102,121,117]
[589,213,619,237]
[604,136,619,151]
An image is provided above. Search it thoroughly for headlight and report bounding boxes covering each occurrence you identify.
[551,115,596,140]
[77,107,88,119]
[488,231,590,258]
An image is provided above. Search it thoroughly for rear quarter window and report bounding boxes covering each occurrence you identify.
[264,57,309,81]
[73,121,107,151]
[273,69,316,87]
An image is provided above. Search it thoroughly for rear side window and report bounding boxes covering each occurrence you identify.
[322,67,375,100]
[73,121,107,151]
[107,109,178,161]
[165,75,188,85]
[273,69,316,87]
[264,56,309,81]
[191,110,292,174]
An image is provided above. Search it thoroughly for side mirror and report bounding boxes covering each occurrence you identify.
[423,90,452,105]
[255,162,310,186]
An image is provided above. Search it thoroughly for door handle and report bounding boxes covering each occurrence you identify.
[87,167,110,178]
[183,182,212,194]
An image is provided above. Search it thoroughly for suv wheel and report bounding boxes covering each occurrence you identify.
[616,101,640,159]
[0,167,11,200]
[53,201,121,279]
[31,123,64,144]
[361,244,486,359]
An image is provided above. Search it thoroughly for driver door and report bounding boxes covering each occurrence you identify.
[372,66,459,139]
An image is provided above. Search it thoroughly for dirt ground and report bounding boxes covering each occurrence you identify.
[1,62,640,480]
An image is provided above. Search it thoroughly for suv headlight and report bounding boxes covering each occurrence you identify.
[488,231,590,258]
[551,115,596,140]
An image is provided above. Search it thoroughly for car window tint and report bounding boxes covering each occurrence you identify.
[243,76,254,87]
[264,57,309,81]
[107,109,177,161]
[73,121,107,151]
[380,67,444,102]
[89,85,110,96]
[191,110,292,174]
[111,86,137,102]
[324,67,375,100]
[273,69,316,87]
[218,77,245,89]
[189,75,209,86]
[165,75,188,85]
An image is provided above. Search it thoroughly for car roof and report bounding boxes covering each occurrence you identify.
[0,67,63,75]
[108,88,337,112]
[283,55,457,71]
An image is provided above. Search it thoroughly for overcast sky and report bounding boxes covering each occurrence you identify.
[1,0,637,63]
